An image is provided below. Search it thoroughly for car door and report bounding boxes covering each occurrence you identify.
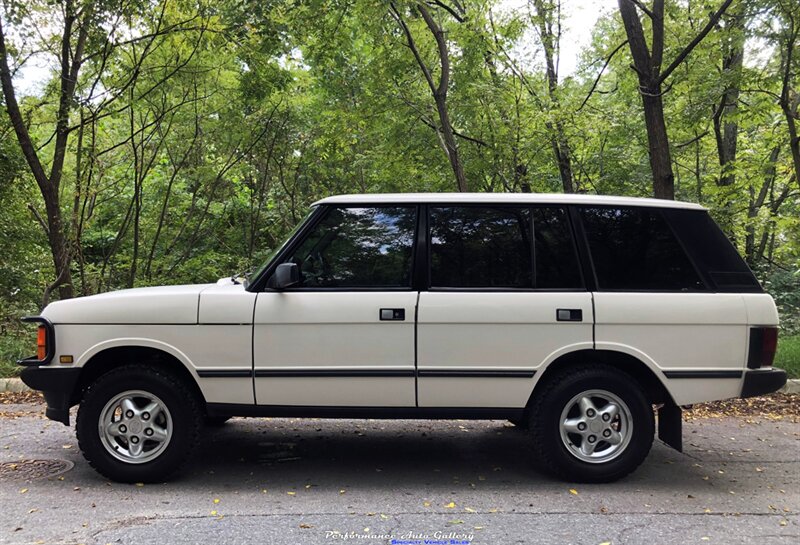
[416,204,594,408]
[253,205,419,407]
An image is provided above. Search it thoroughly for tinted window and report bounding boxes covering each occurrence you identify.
[287,207,416,288]
[580,207,705,291]
[533,207,582,289]
[430,206,532,288]
[664,209,761,292]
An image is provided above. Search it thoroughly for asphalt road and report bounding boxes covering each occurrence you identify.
[0,404,797,545]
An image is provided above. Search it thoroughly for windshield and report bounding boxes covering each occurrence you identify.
[248,208,316,285]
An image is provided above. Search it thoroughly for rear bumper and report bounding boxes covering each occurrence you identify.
[740,368,787,398]
[19,366,81,426]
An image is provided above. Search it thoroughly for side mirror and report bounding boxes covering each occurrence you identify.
[269,262,299,290]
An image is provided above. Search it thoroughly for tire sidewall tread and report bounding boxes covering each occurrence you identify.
[529,363,654,483]
[76,364,202,483]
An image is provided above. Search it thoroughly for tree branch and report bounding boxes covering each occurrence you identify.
[657,0,735,84]
[389,2,437,95]
[578,39,628,111]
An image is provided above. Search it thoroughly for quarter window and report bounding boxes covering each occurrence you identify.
[287,207,416,288]
[579,207,705,291]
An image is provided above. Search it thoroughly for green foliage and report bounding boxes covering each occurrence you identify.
[0,0,799,377]
[775,335,800,379]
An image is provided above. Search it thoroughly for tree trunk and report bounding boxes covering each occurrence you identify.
[641,91,675,199]
[713,8,744,187]
[618,0,733,200]
[784,99,800,189]
[391,2,469,192]
[532,0,575,193]
[434,94,468,192]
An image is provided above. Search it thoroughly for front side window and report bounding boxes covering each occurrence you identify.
[579,206,705,291]
[287,206,416,288]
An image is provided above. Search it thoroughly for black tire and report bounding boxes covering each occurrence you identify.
[508,416,530,430]
[204,415,231,427]
[529,363,654,483]
[76,364,203,483]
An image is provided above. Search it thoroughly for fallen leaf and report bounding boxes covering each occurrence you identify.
[213,498,220,504]
[210,510,218,516]
[599,542,612,545]
[464,507,476,513]
[62,445,72,449]
[19,488,28,494]
[287,491,296,496]
[448,520,464,525]
[300,523,313,529]
[779,520,788,527]
[135,483,144,487]
[423,501,431,508]
[380,514,389,520]
[701,538,710,541]
[444,502,456,508]
[339,489,346,495]
[28,508,38,514]
[569,489,579,495]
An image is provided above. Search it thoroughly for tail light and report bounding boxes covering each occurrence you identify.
[747,327,778,369]
[36,326,47,361]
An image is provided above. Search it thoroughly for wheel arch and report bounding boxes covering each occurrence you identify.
[529,348,676,407]
[72,343,205,408]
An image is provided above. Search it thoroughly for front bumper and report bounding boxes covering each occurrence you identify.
[740,368,787,398]
[20,366,81,426]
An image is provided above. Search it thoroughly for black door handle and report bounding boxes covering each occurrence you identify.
[556,309,582,322]
[380,308,405,321]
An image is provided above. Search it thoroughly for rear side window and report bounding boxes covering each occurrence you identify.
[429,206,583,289]
[430,206,532,288]
[287,206,416,288]
[533,207,582,289]
[664,209,762,292]
[579,207,705,291]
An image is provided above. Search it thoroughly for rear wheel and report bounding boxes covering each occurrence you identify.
[77,364,202,483]
[529,364,654,482]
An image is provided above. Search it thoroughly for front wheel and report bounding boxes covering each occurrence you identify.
[529,364,654,482]
[76,365,203,483]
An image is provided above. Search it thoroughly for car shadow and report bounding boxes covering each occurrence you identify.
[169,417,713,492]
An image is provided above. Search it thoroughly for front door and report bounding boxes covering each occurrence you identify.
[253,205,419,407]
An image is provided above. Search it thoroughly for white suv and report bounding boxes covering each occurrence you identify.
[18,193,786,483]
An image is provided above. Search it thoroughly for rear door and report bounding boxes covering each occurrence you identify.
[416,205,593,408]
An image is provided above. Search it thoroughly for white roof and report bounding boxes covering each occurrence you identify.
[313,193,706,210]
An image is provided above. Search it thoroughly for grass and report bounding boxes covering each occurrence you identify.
[775,334,800,379]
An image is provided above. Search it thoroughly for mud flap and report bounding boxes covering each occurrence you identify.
[657,402,682,452]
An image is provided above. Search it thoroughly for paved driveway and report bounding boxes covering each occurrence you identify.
[0,404,797,545]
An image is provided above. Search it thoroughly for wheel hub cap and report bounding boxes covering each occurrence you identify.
[98,390,173,464]
[559,389,633,464]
